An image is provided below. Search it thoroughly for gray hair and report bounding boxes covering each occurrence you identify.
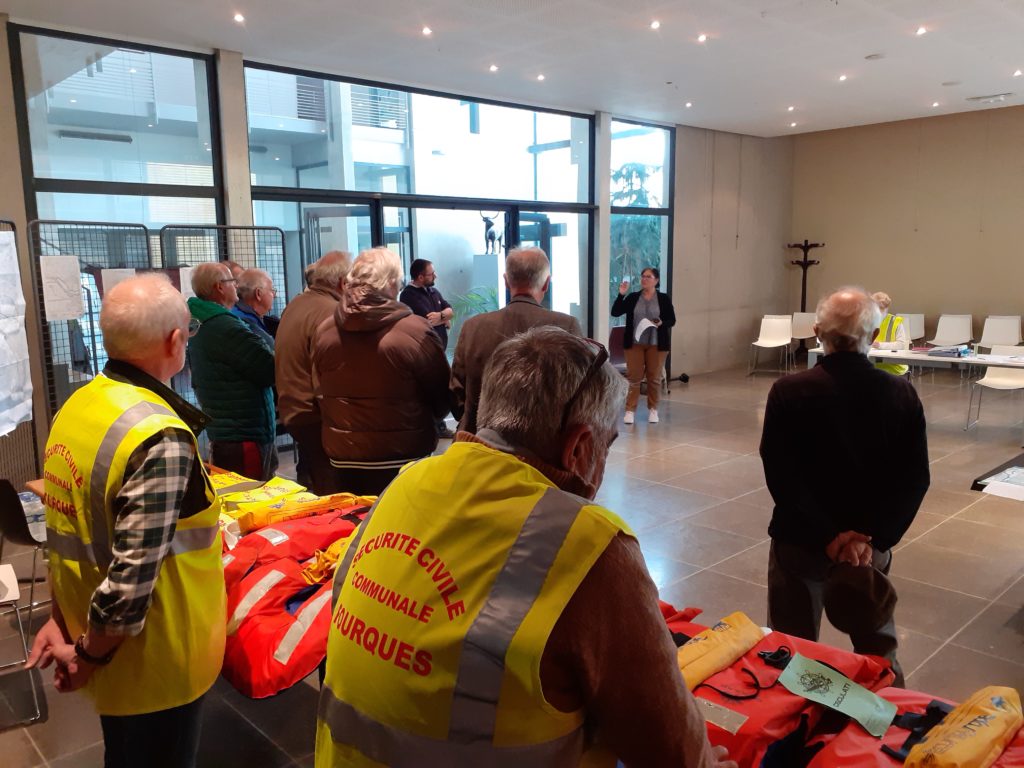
[101,273,188,362]
[191,262,231,300]
[237,268,272,301]
[348,247,403,297]
[505,247,550,292]
[816,286,882,354]
[312,250,353,289]
[871,291,892,313]
[477,327,626,460]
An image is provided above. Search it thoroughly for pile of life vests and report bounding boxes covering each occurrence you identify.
[660,603,1024,767]
[212,470,374,699]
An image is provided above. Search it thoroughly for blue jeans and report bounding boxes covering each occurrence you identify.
[100,694,205,768]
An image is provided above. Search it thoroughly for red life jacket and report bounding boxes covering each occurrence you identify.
[808,687,1024,768]
[222,558,334,698]
[222,505,366,590]
[695,630,894,767]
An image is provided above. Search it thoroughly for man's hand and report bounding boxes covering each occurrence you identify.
[25,618,69,670]
[712,745,739,768]
[426,311,442,325]
[826,530,872,564]
[871,341,881,348]
[619,281,630,296]
[652,318,662,327]
[53,656,96,693]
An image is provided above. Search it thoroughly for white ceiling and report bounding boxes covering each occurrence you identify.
[6,0,1024,137]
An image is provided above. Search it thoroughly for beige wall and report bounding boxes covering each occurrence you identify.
[672,126,795,374]
[792,105,1024,341]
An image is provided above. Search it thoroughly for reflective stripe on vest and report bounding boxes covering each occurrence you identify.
[318,682,584,767]
[88,400,175,570]
[228,569,286,635]
[48,523,218,563]
[320,487,588,759]
[273,589,332,665]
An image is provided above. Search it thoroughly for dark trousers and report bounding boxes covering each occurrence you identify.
[100,694,205,768]
[210,440,278,481]
[767,539,904,686]
[332,466,400,496]
[286,422,336,495]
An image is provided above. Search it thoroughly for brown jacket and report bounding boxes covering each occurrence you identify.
[313,286,451,467]
[450,295,583,433]
[275,285,341,427]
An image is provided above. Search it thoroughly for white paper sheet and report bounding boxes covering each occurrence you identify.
[40,255,84,321]
[178,267,195,299]
[100,268,136,295]
[634,317,656,342]
[982,480,1024,502]
[0,231,33,437]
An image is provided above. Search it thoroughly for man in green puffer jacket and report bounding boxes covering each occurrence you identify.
[188,262,278,480]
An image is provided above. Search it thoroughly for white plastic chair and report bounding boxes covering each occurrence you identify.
[977,316,1022,351]
[791,312,817,341]
[965,345,1024,429]
[900,313,925,343]
[928,314,973,347]
[749,316,793,375]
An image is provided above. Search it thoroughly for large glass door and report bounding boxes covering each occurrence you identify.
[517,210,589,333]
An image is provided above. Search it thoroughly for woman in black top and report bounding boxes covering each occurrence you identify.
[611,267,676,424]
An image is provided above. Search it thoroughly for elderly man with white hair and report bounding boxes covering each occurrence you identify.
[28,273,225,766]
[870,290,910,377]
[316,327,734,767]
[231,267,278,349]
[187,261,277,480]
[313,247,450,495]
[759,286,930,686]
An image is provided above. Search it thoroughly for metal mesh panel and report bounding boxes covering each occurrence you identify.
[0,220,39,486]
[28,220,154,420]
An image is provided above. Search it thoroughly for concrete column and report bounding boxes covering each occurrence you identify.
[215,50,253,226]
[592,112,612,344]
[0,15,50,465]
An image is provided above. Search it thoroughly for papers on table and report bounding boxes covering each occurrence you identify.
[0,231,32,437]
[634,318,656,342]
[39,255,84,321]
[979,466,1024,501]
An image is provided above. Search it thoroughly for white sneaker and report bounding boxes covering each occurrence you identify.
[623,411,635,425]
[648,410,659,424]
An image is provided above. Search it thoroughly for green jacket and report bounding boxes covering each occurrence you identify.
[187,297,276,444]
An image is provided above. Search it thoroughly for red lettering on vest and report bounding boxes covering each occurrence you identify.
[331,602,432,676]
[44,443,84,489]
[412,650,432,677]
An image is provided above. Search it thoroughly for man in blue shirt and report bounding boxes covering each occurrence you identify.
[231,268,277,349]
[400,259,455,438]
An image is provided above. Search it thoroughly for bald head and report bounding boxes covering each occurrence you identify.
[504,246,551,301]
[815,287,881,355]
[312,250,352,291]
[192,262,237,307]
[100,273,190,380]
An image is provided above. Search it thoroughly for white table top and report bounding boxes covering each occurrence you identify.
[806,348,1024,369]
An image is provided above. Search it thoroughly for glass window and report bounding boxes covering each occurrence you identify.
[609,120,671,208]
[245,67,590,203]
[609,214,669,326]
[21,33,215,185]
[518,211,589,330]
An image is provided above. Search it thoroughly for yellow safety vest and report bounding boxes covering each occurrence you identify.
[315,441,633,767]
[875,314,909,376]
[44,373,226,716]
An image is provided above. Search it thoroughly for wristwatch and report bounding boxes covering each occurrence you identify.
[74,634,116,666]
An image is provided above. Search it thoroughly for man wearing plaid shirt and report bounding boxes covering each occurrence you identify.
[28,273,225,768]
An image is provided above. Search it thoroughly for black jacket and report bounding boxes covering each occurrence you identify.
[611,291,676,351]
[759,351,930,553]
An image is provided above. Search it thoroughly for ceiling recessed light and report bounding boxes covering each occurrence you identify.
[790,122,797,128]
[697,33,708,43]
[422,26,432,36]
[839,74,848,82]
[489,64,498,72]
[787,105,795,111]
[1015,69,1023,77]
[916,26,927,36]
[233,13,245,23]
[685,102,692,108]
[537,74,545,81]
[932,101,940,107]
[650,20,660,30]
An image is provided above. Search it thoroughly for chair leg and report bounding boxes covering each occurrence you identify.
[27,547,38,630]
[965,384,983,430]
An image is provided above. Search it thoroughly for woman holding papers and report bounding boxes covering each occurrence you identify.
[612,267,676,424]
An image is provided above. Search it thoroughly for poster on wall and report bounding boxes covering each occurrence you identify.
[99,268,136,297]
[0,231,33,437]
[39,254,84,321]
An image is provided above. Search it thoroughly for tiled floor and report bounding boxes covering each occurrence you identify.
[3,365,1023,765]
